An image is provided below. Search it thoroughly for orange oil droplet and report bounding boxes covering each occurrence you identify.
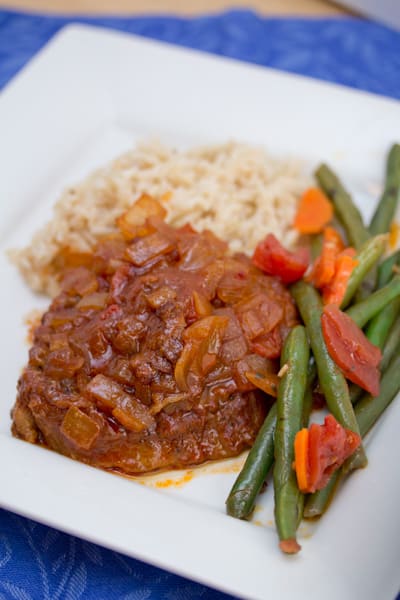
[154,471,194,488]
[389,222,400,250]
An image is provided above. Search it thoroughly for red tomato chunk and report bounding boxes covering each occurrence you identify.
[252,234,309,284]
[294,415,361,494]
[322,304,382,396]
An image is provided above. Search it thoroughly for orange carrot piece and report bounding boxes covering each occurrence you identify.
[306,227,345,288]
[322,252,359,306]
[293,428,310,494]
[339,247,357,258]
[294,187,334,234]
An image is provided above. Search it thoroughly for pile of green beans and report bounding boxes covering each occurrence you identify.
[225,144,400,552]
[303,145,400,517]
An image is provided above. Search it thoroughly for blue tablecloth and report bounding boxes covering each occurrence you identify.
[1,9,399,600]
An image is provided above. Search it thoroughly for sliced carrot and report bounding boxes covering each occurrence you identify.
[340,247,357,258]
[294,187,333,234]
[322,251,359,306]
[293,428,310,493]
[306,226,345,288]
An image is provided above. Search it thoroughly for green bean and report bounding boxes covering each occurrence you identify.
[315,164,369,250]
[274,325,309,553]
[365,297,400,348]
[380,315,400,372]
[305,349,400,518]
[369,144,400,236]
[377,249,400,288]
[349,383,363,405]
[310,234,323,261]
[340,234,387,309]
[366,251,400,346]
[345,275,400,328]
[302,363,317,427]
[226,403,277,520]
[331,216,348,245]
[358,246,400,303]
[356,351,400,438]
[290,281,367,471]
[303,470,343,519]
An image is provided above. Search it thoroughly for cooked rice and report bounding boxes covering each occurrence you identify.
[10,140,311,296]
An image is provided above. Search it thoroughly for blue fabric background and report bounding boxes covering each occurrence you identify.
[1,9,399,600]
[1,10,400,97]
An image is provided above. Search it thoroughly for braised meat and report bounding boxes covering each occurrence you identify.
[12,197,297,474]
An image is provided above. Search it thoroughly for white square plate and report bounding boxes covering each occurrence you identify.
[1,25,400,600]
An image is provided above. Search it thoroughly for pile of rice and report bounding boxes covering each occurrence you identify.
[11,140,310,296]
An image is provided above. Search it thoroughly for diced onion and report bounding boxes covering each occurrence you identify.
[76,292,109,311]
[116,194,167,240]
[61,406,100,449]
[125,233,175,266]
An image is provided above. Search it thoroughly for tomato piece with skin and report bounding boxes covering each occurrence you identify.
[322,304,382,396]
[252,234,309,284]
[308,416,353,491]
[294,415,361,494]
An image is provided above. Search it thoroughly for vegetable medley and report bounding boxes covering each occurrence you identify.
[226,143,400,554]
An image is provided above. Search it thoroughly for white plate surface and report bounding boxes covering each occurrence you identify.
[0,25,400,600]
